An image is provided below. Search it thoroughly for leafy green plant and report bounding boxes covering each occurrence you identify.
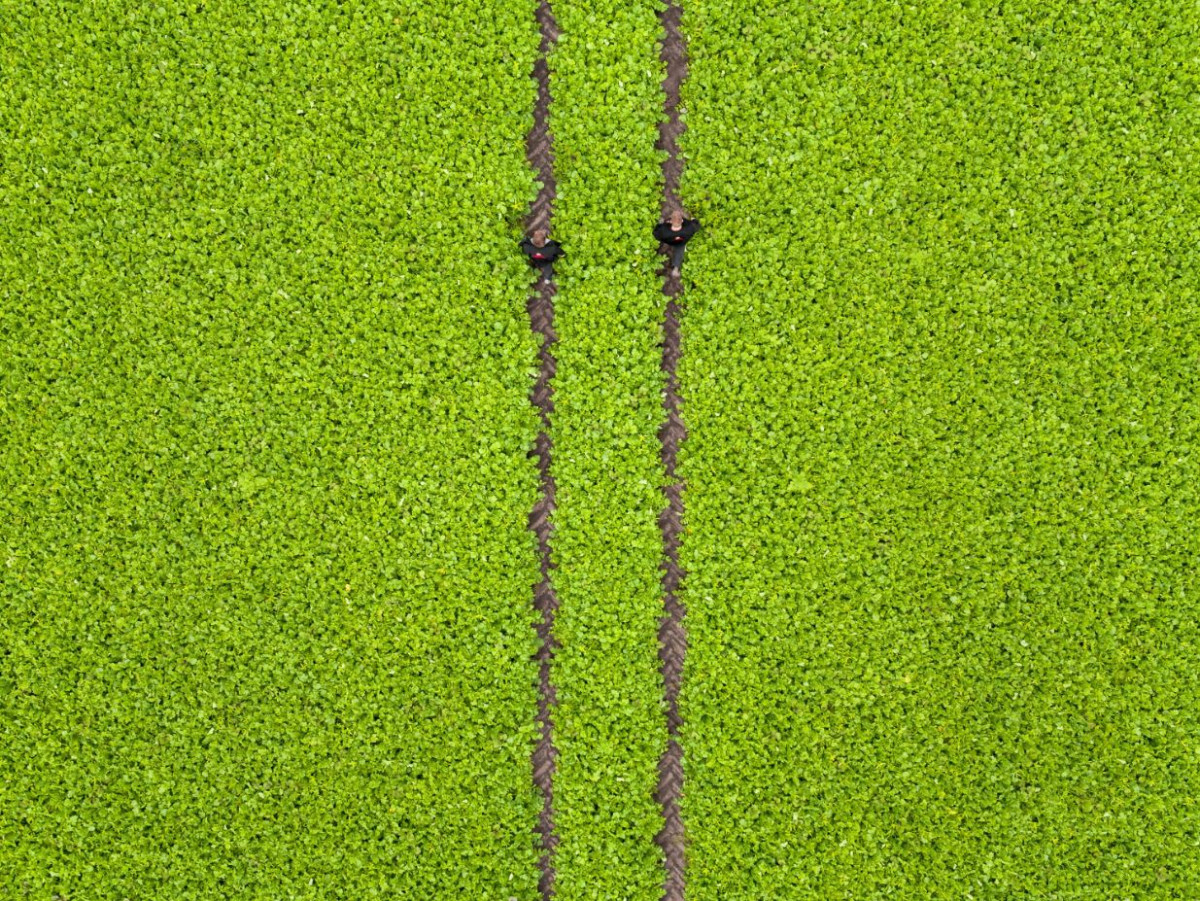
[0,1,547,897]
[544,1,673,898]
[5,0,1193,896]
[676,1,1200,898]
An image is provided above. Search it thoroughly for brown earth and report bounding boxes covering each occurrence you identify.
[654,1,690,899]
[525,1,561,897]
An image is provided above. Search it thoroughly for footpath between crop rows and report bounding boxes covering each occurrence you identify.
[523,0,562,897]
[519,0,696,897]
[653,0,691,899]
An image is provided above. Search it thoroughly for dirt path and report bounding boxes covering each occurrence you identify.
[655,1,690,898]
[525,1,561,897]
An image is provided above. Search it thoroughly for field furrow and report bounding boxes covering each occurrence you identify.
[653,1,693,898]
[523,0,564,895]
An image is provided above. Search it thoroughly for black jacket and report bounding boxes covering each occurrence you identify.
[520,237,564,265]
[654,219,700,245]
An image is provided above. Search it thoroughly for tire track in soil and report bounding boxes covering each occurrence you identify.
[655,1,689,899]
[526,2,561,898]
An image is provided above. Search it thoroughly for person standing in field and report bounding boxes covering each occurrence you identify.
[520,229,564,279]
[654,210,700,274]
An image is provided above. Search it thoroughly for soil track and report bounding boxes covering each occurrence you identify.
[526,1,561,897]
[655,1,690,898]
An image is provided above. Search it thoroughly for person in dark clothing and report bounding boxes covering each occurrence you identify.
[520,229,564,279]
[654,210,700,273]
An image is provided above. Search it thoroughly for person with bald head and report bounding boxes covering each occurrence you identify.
[519,228,564,279]
[654,210,700,274]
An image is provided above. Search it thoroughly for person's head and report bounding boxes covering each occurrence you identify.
[532,228,549,248]
[669,210,684,231]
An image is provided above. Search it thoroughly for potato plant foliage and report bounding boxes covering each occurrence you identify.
[0,1,547,897]
[546,1,672,897]
[3,0,1199,897]
[676,1,1200,898]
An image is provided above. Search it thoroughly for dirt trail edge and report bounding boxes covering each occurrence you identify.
[526,1,561,898]
[655,1,689,899]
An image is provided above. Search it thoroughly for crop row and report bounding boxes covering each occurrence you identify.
[543,0,673,897]
[675,1,1200,898]
[0,2,546,897]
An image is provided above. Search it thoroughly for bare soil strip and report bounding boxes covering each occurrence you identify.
[526,2,561,897]
[655,1,690,898]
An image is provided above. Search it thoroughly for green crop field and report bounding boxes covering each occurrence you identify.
[2,1,1198,899]
[0,2,545,897]
[677,2,1200,898]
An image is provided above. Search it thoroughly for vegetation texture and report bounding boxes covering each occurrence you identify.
[546,0,671,897]
[677,1,1200,898]
[0,2,546,897]
[4,0,1200,897]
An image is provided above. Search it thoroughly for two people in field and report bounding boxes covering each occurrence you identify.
[520,211,700,278]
